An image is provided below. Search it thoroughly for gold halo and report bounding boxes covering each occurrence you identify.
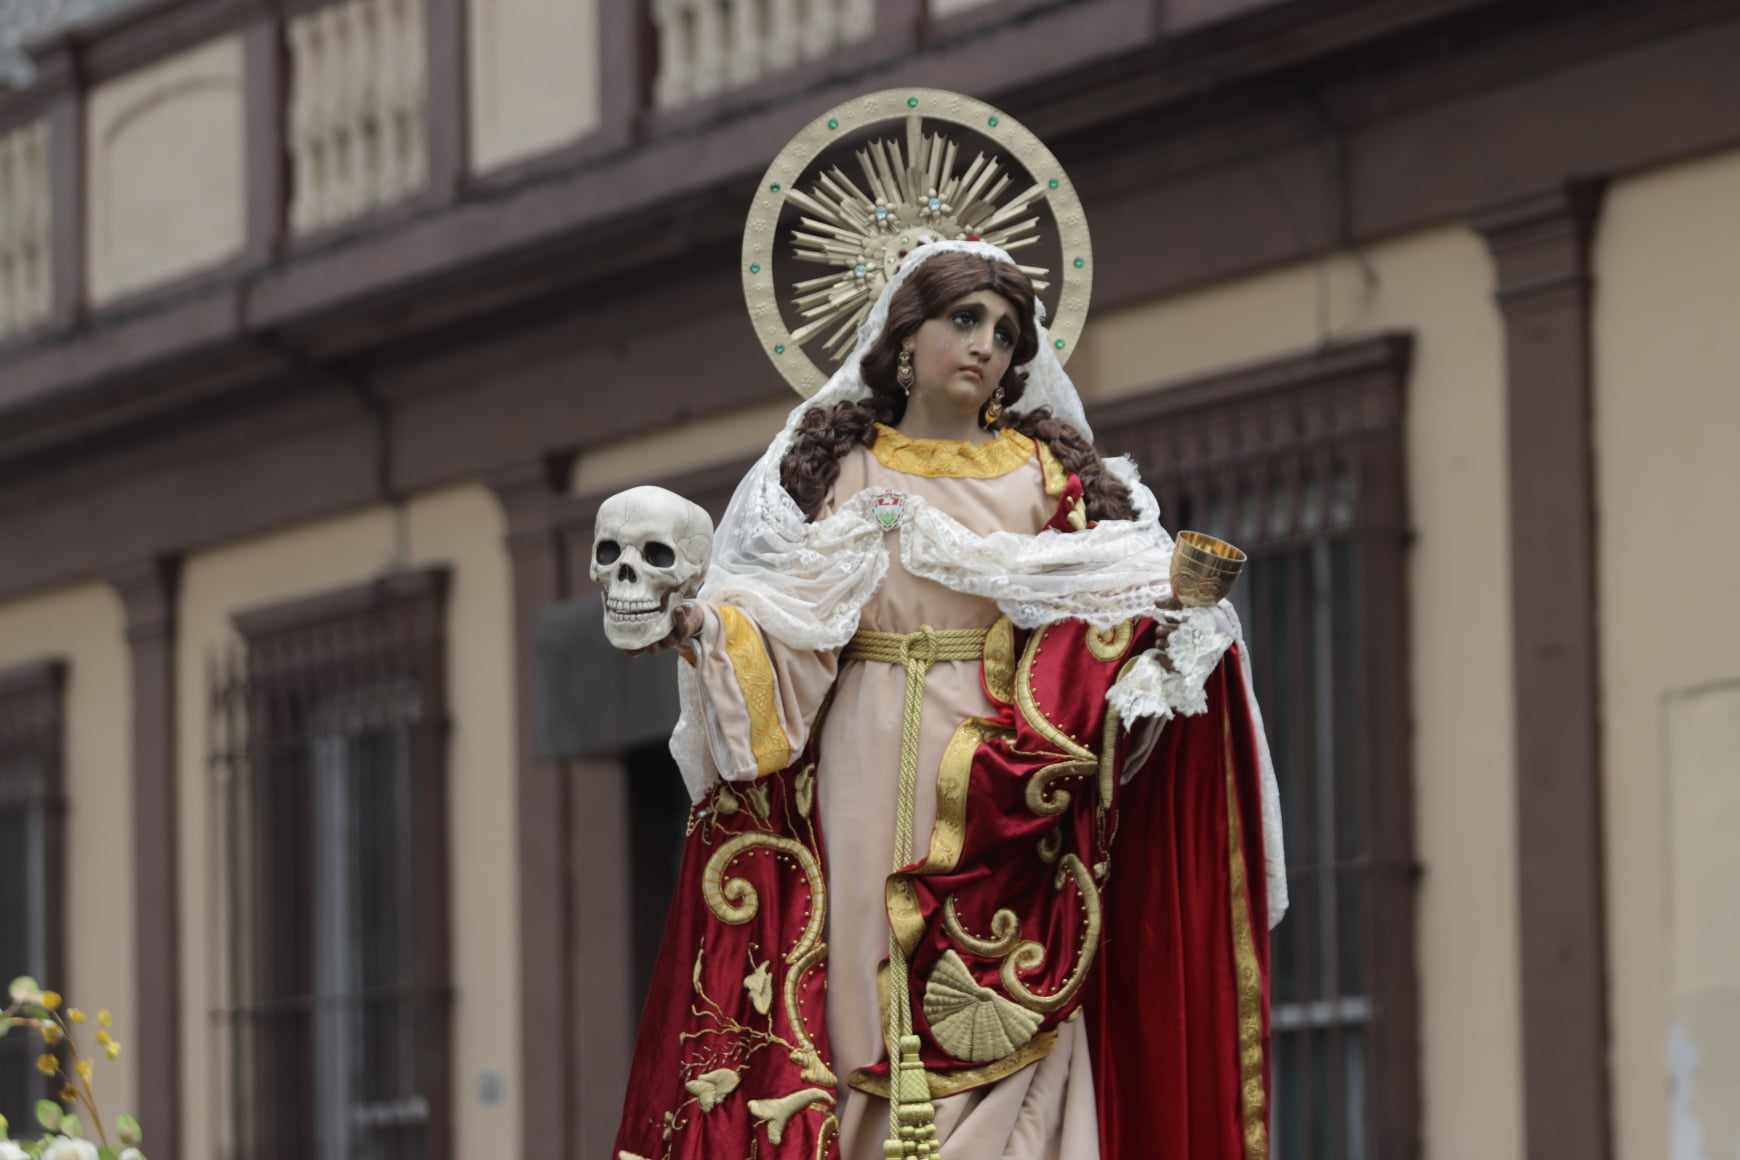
[743,88,1093,397]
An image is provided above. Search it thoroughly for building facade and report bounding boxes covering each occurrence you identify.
[0,1,1737,1158]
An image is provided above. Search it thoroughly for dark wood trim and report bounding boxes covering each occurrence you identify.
[240,3,284,268]
[72,0,264,85]
[486,454,578,1159]
[424,0,468,205]
[107,555,182,1160]
[1474,182,1613,1160]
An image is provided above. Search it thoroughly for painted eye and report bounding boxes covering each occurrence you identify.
[595,540,621,565]
[644,542,676,568]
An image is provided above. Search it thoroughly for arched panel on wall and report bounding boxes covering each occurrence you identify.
[86,36,246,304]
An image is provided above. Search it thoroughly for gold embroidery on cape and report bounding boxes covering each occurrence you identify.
[994,854,1103,1015]
[701,832,836,1086]
[1035,440,1069,497]
[718,604,793,775]
[1085,618,1134,662]
[942,896,1022,957]
[923,949,1045,1062]
[1225,708,1270,1160]
[1014,624,1095,761]
[870,423,1036,479]
[847,1028,1059,1100]
[748,1088,836,1145]
[927,717,1003,871]
[982,617,1017,705]
[886,875,927,959]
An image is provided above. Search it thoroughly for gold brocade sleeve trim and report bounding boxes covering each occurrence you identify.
[870,423,1036,479]
[718,604,793,776]
[1225,708,1270,1160]
[1035,440,1069,497]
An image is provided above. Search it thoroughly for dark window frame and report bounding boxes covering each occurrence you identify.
[211,568,453,1160]
[1093,333,1420,1160]
[0,657,68,1129]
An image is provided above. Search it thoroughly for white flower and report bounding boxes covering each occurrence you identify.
[44,1138,100,1160]
[119,1150,147,1160]
[0,1141,29,1160]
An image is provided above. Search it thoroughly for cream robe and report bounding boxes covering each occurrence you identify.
[688,427,1103,1159]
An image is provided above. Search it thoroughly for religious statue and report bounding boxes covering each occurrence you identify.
[602,89,1286,1160]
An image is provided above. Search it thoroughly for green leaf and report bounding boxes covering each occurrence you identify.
[0,1016,13,1038]
[60,1113,82,1138]
[0,1110,8,1138]
[98,1148,119,1160]
[34,1100,60,1132]
[116,1114,141,1146]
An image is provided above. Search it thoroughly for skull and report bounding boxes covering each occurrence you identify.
[590,486,714,650]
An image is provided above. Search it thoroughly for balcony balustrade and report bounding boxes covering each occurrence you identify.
[651,0,876,110]
[0,118,51,339]
[287,0,430,236]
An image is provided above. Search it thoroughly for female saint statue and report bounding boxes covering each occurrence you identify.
[610,91,1284,1160]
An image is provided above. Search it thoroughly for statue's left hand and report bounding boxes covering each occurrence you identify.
[627,600,706,663]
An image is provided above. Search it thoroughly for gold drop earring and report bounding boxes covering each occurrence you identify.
[897,346,915,393]
[983,385,1005,427]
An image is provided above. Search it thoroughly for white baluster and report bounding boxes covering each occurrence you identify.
[0,132,17,337]
[22,124,48,324]
[354,0,381,214]
[289,16,323,234]
[801,0,836,61]
[838,0,873,42]
[692,0,726,101]
[765,0,799,71]
[399,0,428,196]
[319,4,350,226]
[652,0,691,110]
[728,0,761,89]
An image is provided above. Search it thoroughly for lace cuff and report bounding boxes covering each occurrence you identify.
[1106,606,1237,725]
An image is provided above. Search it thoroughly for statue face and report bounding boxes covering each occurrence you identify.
[908,289,1020,417]
[590,486,714,650]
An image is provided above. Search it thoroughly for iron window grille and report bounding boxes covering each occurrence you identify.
[209,569,452,1160]
[1095,335,1419,1160]
[0,659,66,1134]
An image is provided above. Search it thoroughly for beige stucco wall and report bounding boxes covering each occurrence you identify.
[86,36,246,304]
[468,0,601,173]
[1594,149,1740,1160]
[0,584,135,1128]
[571,399,789,497]
[175,485,520,1160]
[1074,228,1520,1160]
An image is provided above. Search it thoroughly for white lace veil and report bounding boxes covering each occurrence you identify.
[668,240,1289,923]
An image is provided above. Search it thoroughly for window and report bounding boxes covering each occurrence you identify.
[0,660,65,1134]
[210,571,451,1160]
[1096,336,1418,1159]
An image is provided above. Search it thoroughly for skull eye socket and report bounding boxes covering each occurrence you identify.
[595,540,622,566]
[644,542,676,568]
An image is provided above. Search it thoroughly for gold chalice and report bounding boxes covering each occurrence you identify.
[1168,531,1247,608]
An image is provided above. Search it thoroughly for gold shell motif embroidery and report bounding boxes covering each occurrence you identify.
[923,949,1045,1063]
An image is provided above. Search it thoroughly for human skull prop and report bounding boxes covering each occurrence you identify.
[590,486,714,650]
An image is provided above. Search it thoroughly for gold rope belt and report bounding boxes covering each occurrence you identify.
[843,626,988,1158]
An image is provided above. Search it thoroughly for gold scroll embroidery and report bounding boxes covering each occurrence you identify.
[1085,619,1134,662]
[870,423,1036,479]
[847,1028,1060,1100]
[718,604,793,775]
[1225,709,1270,1160]
[702,832,836,1086]
[983,616,1017,706]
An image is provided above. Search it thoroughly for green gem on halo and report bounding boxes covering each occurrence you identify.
[774,344,786,354]
[1073,257,1085,269]
[770,183,781,192]
[907,96,920,108]
[749,263,761,274]
[1054,338,1066,350]
[827,118,839,130]
[987,115,1000,128]
[1048,179,1060,190]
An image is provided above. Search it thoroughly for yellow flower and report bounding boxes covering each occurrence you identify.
[40,992,61,1012]
[59,1085,78,1103]
[75,1058,93,1084]
[36,1054,57,1076]
[40,1022,64,1045]
[67,1009,85,1024]
[95,1029,112,1049]
[104,1042,121,1061]
[97,1009,111,1028]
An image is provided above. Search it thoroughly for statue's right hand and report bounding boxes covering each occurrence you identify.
[627,600,706,661]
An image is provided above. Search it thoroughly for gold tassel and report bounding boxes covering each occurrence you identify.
[883,1035,939,1158]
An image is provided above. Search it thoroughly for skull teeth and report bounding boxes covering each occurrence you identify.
[606,596,665,620]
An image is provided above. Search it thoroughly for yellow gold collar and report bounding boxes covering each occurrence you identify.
[870,423,1036,479]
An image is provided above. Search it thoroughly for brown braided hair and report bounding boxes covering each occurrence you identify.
[779,253,1136,522]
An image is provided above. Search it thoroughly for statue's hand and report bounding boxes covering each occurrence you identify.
[627,600,706,662]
